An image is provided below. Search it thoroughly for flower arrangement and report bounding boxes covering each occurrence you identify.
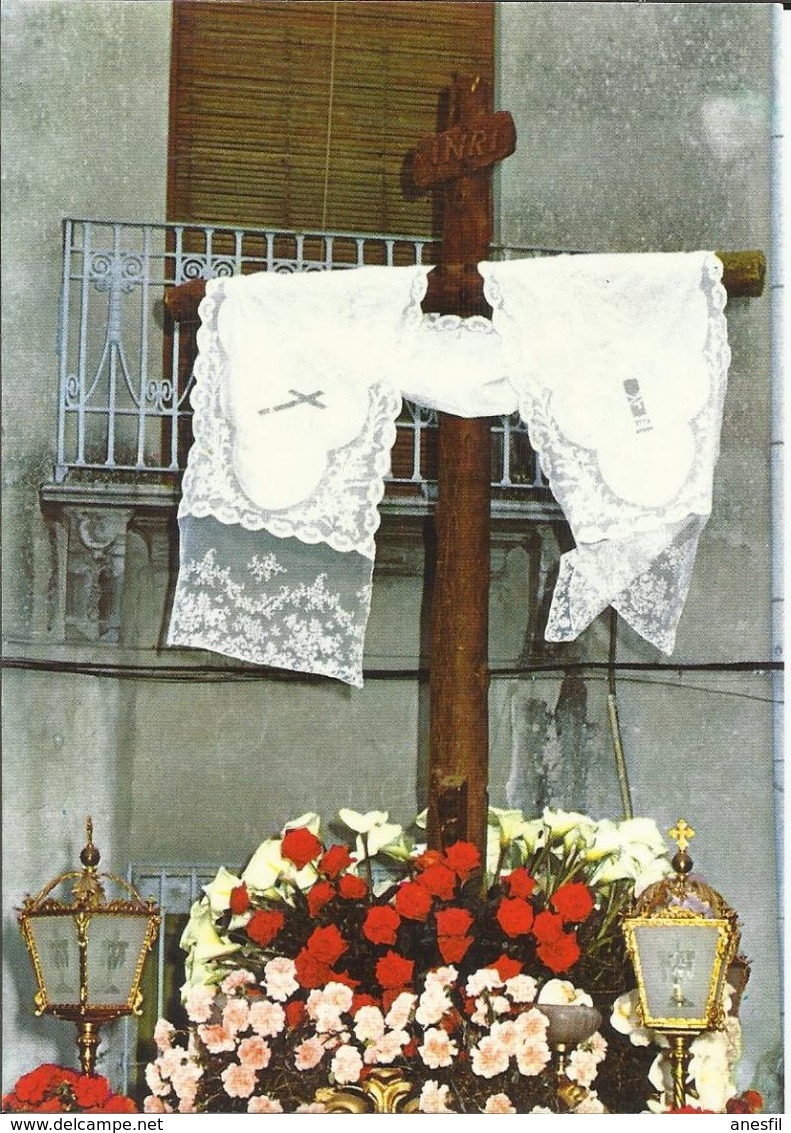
[2,1065,138,1113]
[143,807,755,1114]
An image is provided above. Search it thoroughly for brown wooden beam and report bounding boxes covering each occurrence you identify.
[164,249,766,327]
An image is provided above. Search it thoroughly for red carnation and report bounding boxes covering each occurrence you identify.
[496,897,535,938]
[307,880,335,917]
[306,923,348,965]
[246,908,285,947]
[395,881,433,922]
[502,868,536,900]
[73,1075,111,1108]
[338,873,368,900]
[285,999,307,1029]
[320,844,353,878]
[416,862,457,901]
[550,881,594,923]
[489,953,523,980]
[536,930,581,974]
[414,849,445,871]
[351,992,380,1016]
[229,883,250,915]
[444,841,481,880]
[281,826,322,869]
[435,906,473,937]
[294,948,333,989]
[532,909,565,944]
[376,950,414,989]
[363,905,401,945]
[438,935,474,963]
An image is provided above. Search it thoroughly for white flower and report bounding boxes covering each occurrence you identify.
[179,898,240,993]
[331,1043,364,1085]
[516,1038,551,1077]
[418,1080,453,1114]
[581,819,622,863]
[505,973,538,1004]
[480,1087,516,1114]
[240,838,286,892]
[263,956,299,1002]
[466,967,504,997]
[241,836,317,893]
[338,808,403,857]
[385,991,417,1031]
[202,866,243,916]
[567,1047,600,1087]
[338,808,389,833]
[418,1027,457,1069]
[415,983,451,1027]
[538,978,592,1007]
[282,811,321,836]
[542,807,596,840]
[471,1033,511,1078]
[610,989,654,1047]
[354,1005,385,1044]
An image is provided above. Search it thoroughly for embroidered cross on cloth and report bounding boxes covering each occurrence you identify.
[168,251,730,686]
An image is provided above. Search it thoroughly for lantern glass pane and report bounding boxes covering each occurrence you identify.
[635,922,721,1020]
[86,914,150,1005]
[28,916,81,1005]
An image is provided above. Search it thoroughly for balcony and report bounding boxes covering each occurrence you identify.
[39,218,560,646]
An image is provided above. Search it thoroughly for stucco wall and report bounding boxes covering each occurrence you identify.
[1,0,781,1109]
[1,0,173,1088]
[495,0,780,1105]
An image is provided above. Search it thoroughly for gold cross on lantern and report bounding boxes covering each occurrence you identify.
[669,818,696,854]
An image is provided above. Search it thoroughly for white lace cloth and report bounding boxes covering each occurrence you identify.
[481,251,729,651]
[169,251,729,683]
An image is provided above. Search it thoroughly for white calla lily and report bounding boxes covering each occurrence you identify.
[357,822,403,859]
[581,819,622,862]
[179,897,240,992]
[338,808,390,834]
[542,807,596,844]
[282,812,321,836]
[202,866,244,916]
[241,837,286,892]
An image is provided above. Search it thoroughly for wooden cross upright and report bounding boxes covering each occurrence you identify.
[408,76,516,859]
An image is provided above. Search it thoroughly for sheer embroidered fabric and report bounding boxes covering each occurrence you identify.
[169,251,729,684]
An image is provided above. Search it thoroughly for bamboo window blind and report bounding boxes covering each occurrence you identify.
[167,1,494,237]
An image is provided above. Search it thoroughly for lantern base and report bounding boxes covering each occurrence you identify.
[76,1019,101,1077]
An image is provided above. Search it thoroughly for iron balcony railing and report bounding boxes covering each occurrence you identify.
[54,218,550,503]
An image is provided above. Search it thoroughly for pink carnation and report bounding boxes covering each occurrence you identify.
[153,1019,175,1051]
[238,1036,271,1071]
[485,1093,517,1114]
[143,1097,166,1114]
[221,1062,257,1099]
[222,997,250,1034]
[331,1044,364,1085]
[264,956,299,1001]
[418,1027,457,1070]
[184,984,215,1023]
[516,1038,551,1077]
[471,1034,511,1079]
[295,1036,325,1071]
[221,969,255,995]
[198,1022,236,1054]
[248,1095,284,1113]
[249,999,286,1038]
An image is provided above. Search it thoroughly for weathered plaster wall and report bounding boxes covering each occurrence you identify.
[1,0,173,1089]
[495,0,780,1105]
[1,0,780,1110]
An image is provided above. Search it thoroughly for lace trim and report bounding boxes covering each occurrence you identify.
[179,269,430,560]
[168,543,373,688]
[482,251,730,542]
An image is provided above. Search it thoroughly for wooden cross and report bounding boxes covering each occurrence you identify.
[407,75,516,859]
[163,82,763,869]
